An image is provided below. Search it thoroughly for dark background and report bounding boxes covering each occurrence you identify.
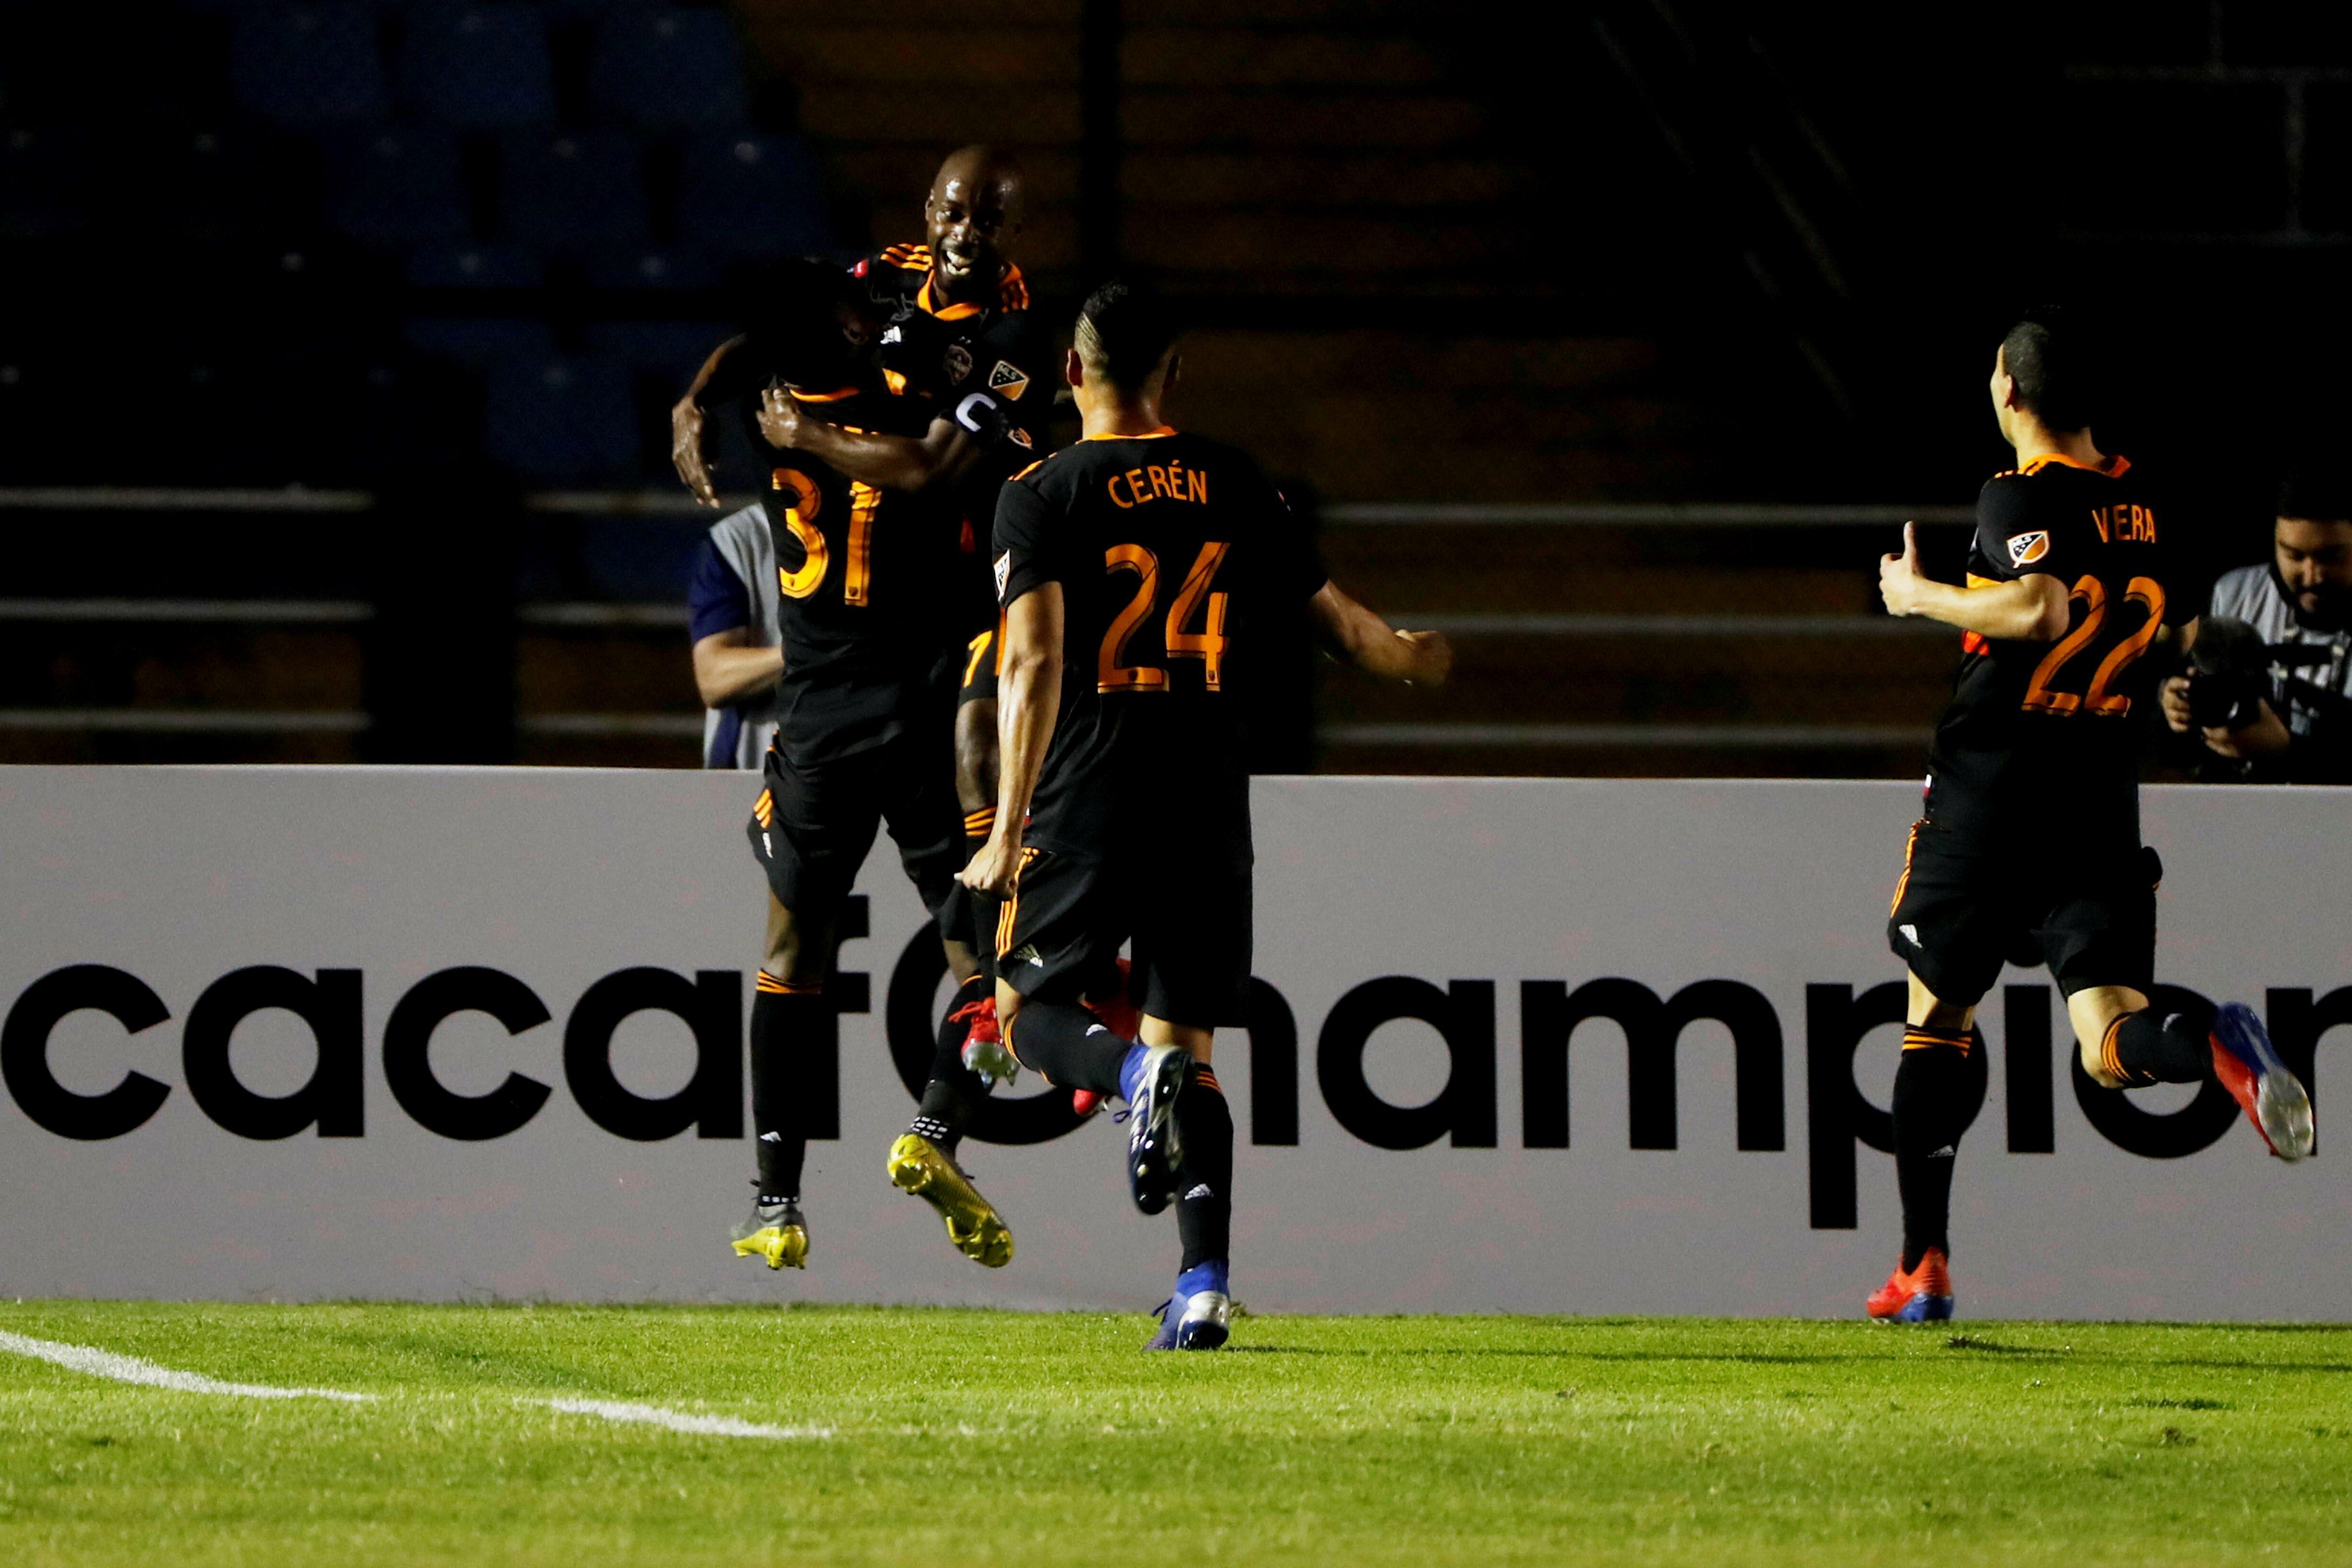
[3,0,2341,772]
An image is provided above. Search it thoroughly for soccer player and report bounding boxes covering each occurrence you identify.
[670,258,998,1274]
[961,283,1452,1349]
[1869,310,2315,1322]
[671,150,1056,1270]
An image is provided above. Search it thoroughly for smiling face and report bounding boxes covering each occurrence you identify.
[923,149,1024,298]
[2274,515,2352,623]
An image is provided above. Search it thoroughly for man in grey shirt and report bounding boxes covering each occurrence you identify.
[2161,481,2352,783]
[687,502,782,769]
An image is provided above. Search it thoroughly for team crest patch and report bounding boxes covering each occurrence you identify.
[987,359,1030,400]
[994,552,1012,598]
[2007,530,2050,566]
[943,343,974,384]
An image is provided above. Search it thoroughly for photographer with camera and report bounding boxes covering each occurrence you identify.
[2161,480,2352,782]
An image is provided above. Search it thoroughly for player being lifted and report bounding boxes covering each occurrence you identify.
[671,150,1056,1272]
[961,284,1452,1349]
[1870,310,2314,1322]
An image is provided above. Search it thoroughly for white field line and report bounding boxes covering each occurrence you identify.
[0,1329,375,1402]
[530,1397,830,1441]
[0,1328,829,1440]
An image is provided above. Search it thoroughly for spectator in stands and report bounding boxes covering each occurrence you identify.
[689,501,781,769]
[2160,479,2352,783]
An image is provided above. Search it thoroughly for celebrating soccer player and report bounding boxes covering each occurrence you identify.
[961,283,1453,1349]
[1868,309,2315,1322]
[673,149,1057,1273]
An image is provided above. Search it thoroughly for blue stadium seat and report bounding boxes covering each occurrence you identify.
[403,316,554,368]
[407,242,544,289]
[483,355,641,481]
[582,319,727,379]
[675,132,830,262]
[229,5,390,127]
[496,130,648,261]
[580,243,723,292]
[397,2,556,128]
[587,9,746,129]
[1,125,87,240]
[321,127,470,248]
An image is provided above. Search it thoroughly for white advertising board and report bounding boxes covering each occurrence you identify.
[1,767,2344,1319]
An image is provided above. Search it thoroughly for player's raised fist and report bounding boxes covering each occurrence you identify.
[1398,628,1453,688]
[757,386,806,450]
[959,830,1024,896]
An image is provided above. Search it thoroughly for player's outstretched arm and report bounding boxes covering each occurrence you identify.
[1878,521,2070,641]
[1306,580,1453,687]
[960,584,1063,895]
[757,396,998,494]
[670,335,757,507]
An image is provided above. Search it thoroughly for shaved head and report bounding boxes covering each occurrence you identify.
[924,146,1025,302]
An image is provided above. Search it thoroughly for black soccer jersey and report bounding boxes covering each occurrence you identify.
[993,429,1329,862]
[736,357,963,760]
[858,243,1059,637]
[1923,453,2195,850]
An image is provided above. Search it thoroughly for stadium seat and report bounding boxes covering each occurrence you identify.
[406,241,544,289]
[321,126,470,248]
[229,4,390,127]
[482,355,641,481]
[675,132,831,262]
[580,242,723,292]
[496,130,649,261]
[587,9,746,129]
[582,319,727,379]
[0,125,88,240]
[403,316,555,368]
[397,2,557,129]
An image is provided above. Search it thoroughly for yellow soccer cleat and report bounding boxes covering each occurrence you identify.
[886,1133,1013,1268]
[729,1197,808,1270]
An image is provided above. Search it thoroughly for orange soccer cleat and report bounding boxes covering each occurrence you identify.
[1866,1248,1954,1323]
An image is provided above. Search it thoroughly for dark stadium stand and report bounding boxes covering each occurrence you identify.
[3,0,2347,772]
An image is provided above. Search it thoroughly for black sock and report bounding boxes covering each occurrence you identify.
[1174,1062,1234,1274]
[1893,1025,1983,1272]
[1004,1000,1129,1095]
[2103,1004,2213,1086]
[750,972,827,1201]
[909,972,992,1154]
[962,808,999,986]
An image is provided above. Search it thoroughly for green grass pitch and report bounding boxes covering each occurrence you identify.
[2,1303,2349,1566]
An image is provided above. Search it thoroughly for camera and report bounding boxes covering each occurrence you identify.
[2185,617,2269,730]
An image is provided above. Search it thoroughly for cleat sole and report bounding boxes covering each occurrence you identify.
[886,1135,1014,1268]
[1128,1047,1188,1216]
[2215,1003,2315,1162]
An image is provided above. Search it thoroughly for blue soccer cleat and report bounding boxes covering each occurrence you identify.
[1145,1262,1231,1352]
[2209,1003,2314,1162]
[1121,1044,1188,1215]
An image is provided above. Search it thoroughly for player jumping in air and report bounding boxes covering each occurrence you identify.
[961,283,1452,1348]
[672,150,1055,1272]
[1870,309,2315,1322]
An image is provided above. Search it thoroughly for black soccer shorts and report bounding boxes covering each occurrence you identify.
[995,842,1253,1028]
[746,727,964,928]
[956,622,999,707]
[1887,818,2160,1009]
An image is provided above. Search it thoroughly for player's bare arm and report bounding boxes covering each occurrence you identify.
[671,334,755,507]
[960,583,1061,895]
[755,394,993,494]
[1307,580,1453,685]
[1878,520,2070,640]
[690,627,784,707]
